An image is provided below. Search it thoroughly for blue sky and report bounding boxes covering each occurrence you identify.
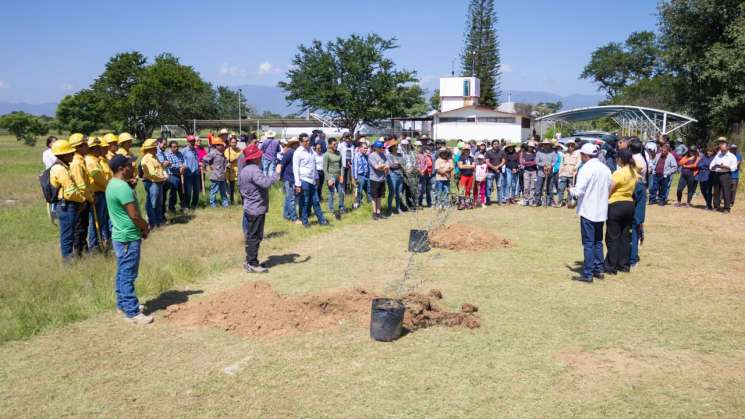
[0,0,658,104]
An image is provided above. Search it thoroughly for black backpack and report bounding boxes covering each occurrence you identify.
[39,164,61,204]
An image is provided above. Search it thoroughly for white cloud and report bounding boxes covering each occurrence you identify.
[500,64,513,74]
[61,83,74,91]
[0,80,8,88]
[258,61,274,76]
[219,62,248,77]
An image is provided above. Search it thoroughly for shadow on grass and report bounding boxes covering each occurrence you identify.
[265,231,287,240]
[167,213,195,225]
[144,290,204,314]
[566,261,584,274]
[263,253,311,268]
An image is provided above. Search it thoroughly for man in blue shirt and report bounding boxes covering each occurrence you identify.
[278,137,300,223]
[181,135,202,210]
[164,140,186,212]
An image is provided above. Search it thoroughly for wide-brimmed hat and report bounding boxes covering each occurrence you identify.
[218,128,230,136]
[461,144,471,151]
[438,147,450,157]
[527,140,538,148]
[401,139,410,145]
[140,138,158,151]
[118,132,134,143]
[384,139,398,149]
[264,130,277,138]
[716,136,728,143]
[242,144,263,162]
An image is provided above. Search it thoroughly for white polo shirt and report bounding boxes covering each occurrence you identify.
[573,157,612,222]
[710,151,738,173]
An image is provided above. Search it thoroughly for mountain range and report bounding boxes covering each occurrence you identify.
[1,85,603,117]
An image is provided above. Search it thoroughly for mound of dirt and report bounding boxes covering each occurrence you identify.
[428,223,512,251]
[164,282,480,338]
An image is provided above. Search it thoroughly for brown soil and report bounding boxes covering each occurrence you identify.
[164,281,479,338]
[428,223,512,251]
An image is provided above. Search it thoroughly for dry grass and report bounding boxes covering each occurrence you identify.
[1,192,745,417]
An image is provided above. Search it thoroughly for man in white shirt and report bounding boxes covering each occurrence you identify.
[570,143,612,282]
[710,137,738,213]
[42,136,58,169]
[292,135,328,227]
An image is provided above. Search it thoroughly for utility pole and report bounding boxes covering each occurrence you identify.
[237,88,243,137]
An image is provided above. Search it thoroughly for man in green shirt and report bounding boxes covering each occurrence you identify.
[106,155,152,325]
[323,138,345,219]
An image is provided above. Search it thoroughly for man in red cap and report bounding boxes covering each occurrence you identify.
[238,143,279,273]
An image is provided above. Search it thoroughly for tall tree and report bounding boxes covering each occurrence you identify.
[279,34,425,134]
[214,86,254,120]
[0,111,49,146]
[461,0,501,108]
[91,52,147,133]
[430,88,441,111]
[56,89,105,135]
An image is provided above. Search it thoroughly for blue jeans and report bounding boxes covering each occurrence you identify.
[166,174,185,211]
[535,172,555,205]
[87,191,110,250]
[557,176,573,204]
[299,180,326,225]
[56,201,79,261]
[630,182,647,266]
[327,175,346,212]
[580,217,604,279]
[143,180,164,228]
[356,175,371,205]
[283,180,297,221]
[262,158,276,176]
[209,180,229,207]
[649,174,671,204]
[386,172,404,211]
[485,172,499,203]
[113,239,142,318]
[499,170,517,203]
[418,175,432,206]
[183,171,201,209]
[435,180,450,208]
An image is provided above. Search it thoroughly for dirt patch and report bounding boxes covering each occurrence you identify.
[428,223,512,251]
[164,281,480,338]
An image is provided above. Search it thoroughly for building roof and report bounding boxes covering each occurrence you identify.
[436,105,527,118]
[535,105,697,136]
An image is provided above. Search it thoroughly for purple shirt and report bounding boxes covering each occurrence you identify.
[260,139,281,162]
[238,163,278,215]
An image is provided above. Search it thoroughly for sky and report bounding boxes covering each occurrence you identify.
[0,0,658,104]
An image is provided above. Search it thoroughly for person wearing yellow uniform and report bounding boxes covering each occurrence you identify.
[50,140,88,261]
[140,139,167,228]
[225,136,241,205]
[85,136,111,251]
[68,133,94,256]
[604,148,638,275]
[103,133,118,160]
[116,132,135,159]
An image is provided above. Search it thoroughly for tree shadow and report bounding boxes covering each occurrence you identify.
[263,253,311,268]
[143,290,203,314]
[565,261,584,274]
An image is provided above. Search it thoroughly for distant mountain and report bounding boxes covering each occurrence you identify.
[500,91,604,110]
[0,101,57,116]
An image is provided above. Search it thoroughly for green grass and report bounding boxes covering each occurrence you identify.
[0,135,371,343]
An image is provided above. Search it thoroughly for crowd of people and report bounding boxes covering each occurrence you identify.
[41,126,741,322]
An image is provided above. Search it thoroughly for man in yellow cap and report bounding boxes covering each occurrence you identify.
[49,140,88,261]
[103,133,118,160]
[67,133,95,255]
[139,139,168,228]
[85,136,112,251]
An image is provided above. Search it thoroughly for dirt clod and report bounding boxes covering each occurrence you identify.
[165,281,480,338]
[428,223,512,251]
[461,303,478,313]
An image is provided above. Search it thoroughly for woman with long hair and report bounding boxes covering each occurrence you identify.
[605,149,637,274]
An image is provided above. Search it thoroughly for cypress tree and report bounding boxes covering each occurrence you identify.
[460,0,502,108]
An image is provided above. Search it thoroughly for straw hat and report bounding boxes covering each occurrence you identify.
[265,130,277,138]
[218,128,230,136]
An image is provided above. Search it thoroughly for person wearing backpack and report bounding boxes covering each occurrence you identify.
[85,137,112,252]
[48,139,88,261]
[68,133,94,256]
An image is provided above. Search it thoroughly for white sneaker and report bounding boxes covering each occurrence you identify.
[116,304,145,315]
[124,312,154,325]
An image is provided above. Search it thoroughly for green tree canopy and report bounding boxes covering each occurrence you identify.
[0,111,49,146]
[214,86,254,120]
[56,89,105,135]
[278,34,425,134]
[461,0,502,108]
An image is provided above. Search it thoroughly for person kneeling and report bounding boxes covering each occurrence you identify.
[239,144,279,273]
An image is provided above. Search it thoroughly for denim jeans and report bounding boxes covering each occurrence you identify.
[630,182,647,266]
[209,180,229,207]
[282,180,297,221]
[87,191,110,250]
[485,172,499,203]
[535,172,555,205]
[387,172,404,211]
[183,171,201,209]
[56,201,79,261]
[499,170,517,203]
[113,239,142,318]
[580,217,604,279]
[166,174,185,211]
[299,180,326,225]
[557,176,574,204]
[649,174,671,204]
[143,180,164,228]
[327,175,346,212]
[356,175,371,205]
[418,175,432,206]
[261,158,276,176]
[435,180,450,208]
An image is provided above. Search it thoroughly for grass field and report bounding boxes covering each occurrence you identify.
[1,134,745,417]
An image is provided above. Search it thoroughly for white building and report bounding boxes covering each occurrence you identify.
[432,76,532,141]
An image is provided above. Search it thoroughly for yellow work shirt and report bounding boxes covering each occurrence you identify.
[140,153,167,182]
[85,154,108,193]
[50,162,87,203]
[99,156,113,183]
[116,148,137,167]
[106,150,116,160]
[70,153,93,202]
[609,165,637,204]
[225,147,241,181]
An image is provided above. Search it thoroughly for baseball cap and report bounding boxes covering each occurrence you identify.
[579,143,599,156]
[109,155,133,172]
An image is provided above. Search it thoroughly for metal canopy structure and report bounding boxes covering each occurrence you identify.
[535,105,697,137]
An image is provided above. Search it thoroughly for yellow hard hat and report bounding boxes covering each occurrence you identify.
[99,137,109,148]
[87,136,102,148]
[51,140,75,156]
[68,133,85,148]
[102,133,118,144]
[140,138,158,151]
[118,132,134,143]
